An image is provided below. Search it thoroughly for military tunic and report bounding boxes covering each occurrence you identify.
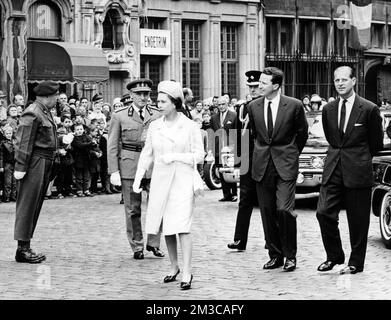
[14,101,57,241]
[107,104,162,252]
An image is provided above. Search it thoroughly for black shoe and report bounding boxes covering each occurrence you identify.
[146,245,165,257]
[231,196,238,202]
[339,265,364,275]
[133,251,144,260]
[283,258,296,272]
[3,198,10,203]
[15,247,46,264]
[219,197,232,202]
[227,240,245,250]
[263,257,284,269]
[120,199,124,204]
[317,259,344,272]
[180,274,193,290]
[163,268,180,283]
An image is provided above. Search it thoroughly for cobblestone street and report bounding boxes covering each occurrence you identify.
[1,189,391,300]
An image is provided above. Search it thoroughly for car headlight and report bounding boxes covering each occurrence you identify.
[297,173,305,184]
[311,156,324,169]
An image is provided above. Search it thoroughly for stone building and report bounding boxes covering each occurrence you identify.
[0,0,262,105]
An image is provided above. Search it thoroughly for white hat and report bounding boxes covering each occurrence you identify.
[113,97,122,105]
[157,80,184,104]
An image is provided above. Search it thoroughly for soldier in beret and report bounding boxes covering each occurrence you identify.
[13,80,59,263]
[108,78,164,260]
[227,70,263,251]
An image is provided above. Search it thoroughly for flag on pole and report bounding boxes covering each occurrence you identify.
[348,0,372,50]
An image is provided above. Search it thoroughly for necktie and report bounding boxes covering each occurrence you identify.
[220,111,226,127]
[139,108,144,121]
[267,101,273,139]
[339,99,347,138]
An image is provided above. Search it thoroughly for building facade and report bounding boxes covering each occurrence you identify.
[263,0,391,105]
[0,0,261,105]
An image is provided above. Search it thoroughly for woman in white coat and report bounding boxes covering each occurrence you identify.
[133,80,204,290]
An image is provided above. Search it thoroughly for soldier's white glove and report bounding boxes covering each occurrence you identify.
[110,171,122,186]
[14,171,26,180]
[132,178,143,193]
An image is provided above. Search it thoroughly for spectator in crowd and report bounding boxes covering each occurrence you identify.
[190,100,204,121]
[80,97,89,109]
[16,105,24,118]
[89,126,103,194]
[302,94,312,113]
[58,92,68,105]
[13,94,25,109]
[55,125,75,199]
[71,123,95,197]
[0,90,7,121]
[182,87,194,119]
[310,94,322,111]
[75,104,91,128]
[96,118,111,194]
[112,97,123,112]
[201,110,212,131]
[6,104,19,134]
[50,106,61,125]
[90,93,107,126]
[61,115,74,134]
[210,95,219,115]
[0,125,16,202]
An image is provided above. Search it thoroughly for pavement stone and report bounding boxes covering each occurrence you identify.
[0,189,390,300]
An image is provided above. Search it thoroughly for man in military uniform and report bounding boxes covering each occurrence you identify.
[108,78,164,260]
[227,70,263,251]
[13,81,59,263]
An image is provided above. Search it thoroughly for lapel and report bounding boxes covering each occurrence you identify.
[271,95,287,139]
[327,99,341,143]
[254,97,268,140]
[223,110,231,127]
[343,95,363,143]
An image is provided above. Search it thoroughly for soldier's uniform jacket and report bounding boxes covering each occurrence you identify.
[107,104,161,179]
[14,101,57,172]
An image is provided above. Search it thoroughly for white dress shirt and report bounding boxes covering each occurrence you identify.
[338,92,355,133]
[264,93,281,130]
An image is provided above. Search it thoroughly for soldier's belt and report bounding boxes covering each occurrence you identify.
[121,143,143,152]
[32,147,56,160]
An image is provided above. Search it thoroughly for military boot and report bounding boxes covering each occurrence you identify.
[15,245,46,264]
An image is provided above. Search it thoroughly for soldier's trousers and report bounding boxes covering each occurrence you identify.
[14,155,53,241]
[121,178,161,252]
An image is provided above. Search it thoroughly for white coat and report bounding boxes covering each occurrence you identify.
[136,113,204,235]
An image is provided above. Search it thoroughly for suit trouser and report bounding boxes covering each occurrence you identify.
[14,155,53,241]
[233,170,257,248]
[316,162,371,268]
[219,172,238,199]
[121,178,161,252]
[255,159,297,259]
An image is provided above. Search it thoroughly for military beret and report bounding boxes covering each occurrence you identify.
[158,80,184,104]
[91,93,103,102]
[126,78,152,92]
[245,70,262,86]
[33,81,59,96]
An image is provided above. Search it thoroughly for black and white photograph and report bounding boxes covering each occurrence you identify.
[1,0,391,311]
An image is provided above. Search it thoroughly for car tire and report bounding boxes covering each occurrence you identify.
[203,161,221,190]
[379,192,391,249]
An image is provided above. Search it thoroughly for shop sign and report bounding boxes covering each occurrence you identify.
[140,29,171,55]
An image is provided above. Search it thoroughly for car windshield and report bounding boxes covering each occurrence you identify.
[305,111,328,147]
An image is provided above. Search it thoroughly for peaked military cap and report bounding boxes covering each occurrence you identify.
[245,70,262,86]
[91,93,103,102]
[33,81,59,96]
[121,93,132,104]
[126,78,153,92]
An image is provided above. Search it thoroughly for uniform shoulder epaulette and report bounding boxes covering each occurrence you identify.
[114,106,128,113]
[146,105,160,115]
[24,103,38,113]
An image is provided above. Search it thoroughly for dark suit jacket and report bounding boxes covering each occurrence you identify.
[210,109,237,165]
[248,95,308,182]
[321,95,383,188]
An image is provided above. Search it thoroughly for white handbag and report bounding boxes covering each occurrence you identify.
[193,155,204,198]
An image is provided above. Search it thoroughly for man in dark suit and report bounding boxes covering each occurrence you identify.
[211,95,238,202]
[14,81,59,263]
[227,70,263,251]
[248,67,308,271]
[316,66,383,274]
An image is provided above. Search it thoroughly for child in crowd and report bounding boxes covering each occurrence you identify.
[71,123,95,197]
[61,115,74,133]
[96,118,112,194]
[55,124,75,198]
[88,126,103,194]
[201,110,212,131]
[0,125,17,202]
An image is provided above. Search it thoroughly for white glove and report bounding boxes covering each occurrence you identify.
[132,178,143,193]
[110,171,121,186]
[160,153,176,164]
[14,171,26,180]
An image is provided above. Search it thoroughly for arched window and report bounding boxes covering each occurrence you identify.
[102,9,123,50]
[28,1,62,39]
